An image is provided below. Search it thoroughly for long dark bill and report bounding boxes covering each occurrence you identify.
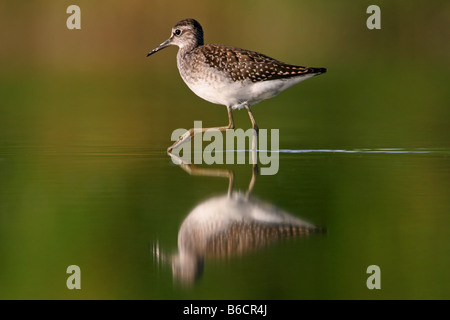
[147,39,171,57]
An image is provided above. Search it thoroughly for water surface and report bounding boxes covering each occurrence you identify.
[1,144,449,299]
[1,0,449,300]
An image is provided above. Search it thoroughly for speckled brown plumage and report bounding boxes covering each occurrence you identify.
[203,221,324,258]
[198,44,326,83]
[147,18,327,151]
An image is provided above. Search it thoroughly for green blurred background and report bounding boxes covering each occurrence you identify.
[1,0,449,149]
[0,0,449,299]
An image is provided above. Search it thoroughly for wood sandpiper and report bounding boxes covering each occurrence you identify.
[153,162,324,284]
[147,18,327,152]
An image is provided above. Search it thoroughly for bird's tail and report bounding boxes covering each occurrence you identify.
[309,67,327,75]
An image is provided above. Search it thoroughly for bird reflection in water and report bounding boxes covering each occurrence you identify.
[154,142,325,285]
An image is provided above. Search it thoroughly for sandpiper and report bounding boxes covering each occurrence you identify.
[147,18,327,151]
[154,162,324,284]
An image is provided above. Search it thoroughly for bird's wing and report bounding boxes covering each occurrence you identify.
[200,44,324,82]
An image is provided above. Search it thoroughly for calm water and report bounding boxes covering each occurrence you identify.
[0,144,449,299]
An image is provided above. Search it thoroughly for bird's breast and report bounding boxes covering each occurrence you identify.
[177,56,246,106]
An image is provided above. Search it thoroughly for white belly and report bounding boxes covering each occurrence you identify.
[179,61,315,109]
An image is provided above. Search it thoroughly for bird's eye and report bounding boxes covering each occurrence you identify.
[174,29,181,36]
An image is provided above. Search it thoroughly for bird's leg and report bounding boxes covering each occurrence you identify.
[246,163,259,198]
[167,151,235,196]
[167,107,235,152]
[245,104,259,134]
[246,131,259,198]
[226,106,235,130]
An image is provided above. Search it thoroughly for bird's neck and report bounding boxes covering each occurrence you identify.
[179,36,204,57]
